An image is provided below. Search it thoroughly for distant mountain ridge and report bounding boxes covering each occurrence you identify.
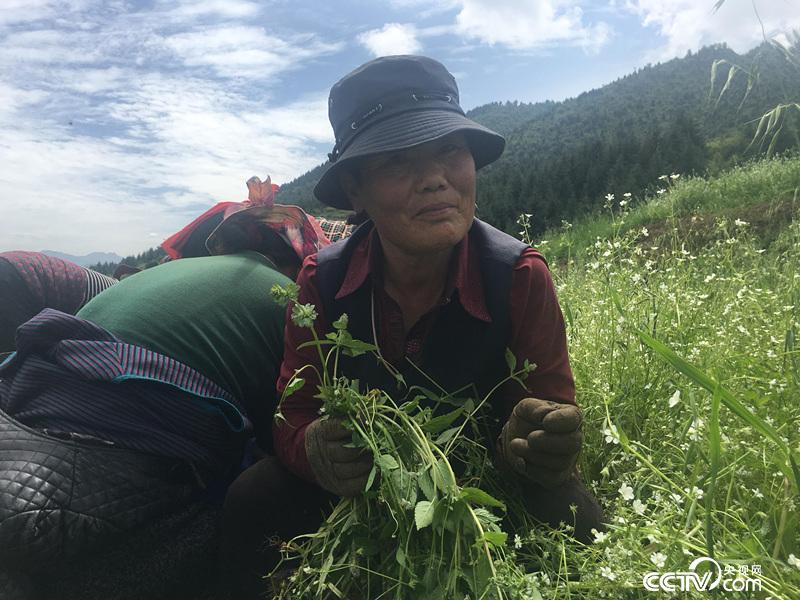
[276,42,800,236]
[42,250,123,267]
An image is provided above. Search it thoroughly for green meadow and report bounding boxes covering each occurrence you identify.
[514,154,800,598]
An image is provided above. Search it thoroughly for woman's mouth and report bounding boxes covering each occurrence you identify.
[416,203,456,217]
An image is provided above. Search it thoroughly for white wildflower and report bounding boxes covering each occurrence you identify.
[650,552,667,569]
[668,390,681,408]
[619,483,634,502]
[686,486,704,500]
[514,534,523,549]
[603,424,620,445]
[632,499,646,515]
[788,554,800,569]
[656,188,666,195]
[600,566,617,580]
[734,218,748,227]
[592,528,607,544]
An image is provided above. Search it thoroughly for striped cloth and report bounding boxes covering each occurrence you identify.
[0,309,250,476]
[83,267,117,304]
[317,218,354,243]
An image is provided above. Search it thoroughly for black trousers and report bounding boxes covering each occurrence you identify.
[218,457,604,599]
[218,457,336,599]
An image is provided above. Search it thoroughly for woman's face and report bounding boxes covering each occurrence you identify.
[341,131,476,258]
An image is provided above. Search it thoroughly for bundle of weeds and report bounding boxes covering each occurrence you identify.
[270,284,538,599]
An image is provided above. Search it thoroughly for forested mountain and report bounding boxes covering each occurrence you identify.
[88,246,166,275]
[277,42,800,236]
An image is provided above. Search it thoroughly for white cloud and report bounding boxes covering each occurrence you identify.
[0,1,342,255]
[164,26,343,78]
[358,23,423,56]
[0,74,333,255]
[166,0,262,19]
[452,0,611,51]
[625,0,800,59]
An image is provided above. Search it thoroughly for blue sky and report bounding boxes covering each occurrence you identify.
[1,0,798,255]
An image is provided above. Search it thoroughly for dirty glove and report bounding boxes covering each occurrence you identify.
[498,398,583,488]
[305,417,373,497]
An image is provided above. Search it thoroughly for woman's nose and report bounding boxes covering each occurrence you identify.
[416,159,448,193]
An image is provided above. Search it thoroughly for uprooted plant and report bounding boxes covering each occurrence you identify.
[269,283,539,599]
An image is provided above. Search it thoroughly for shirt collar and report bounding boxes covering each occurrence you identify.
[335,223,491,323]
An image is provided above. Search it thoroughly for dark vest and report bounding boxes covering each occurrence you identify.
[317,219,528,426]
[315,218,527,430]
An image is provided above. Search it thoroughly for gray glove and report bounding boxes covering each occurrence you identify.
[304,417,373,497]
[498,397,583,488]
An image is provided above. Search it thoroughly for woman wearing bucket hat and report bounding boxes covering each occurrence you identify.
[221,55,603,596]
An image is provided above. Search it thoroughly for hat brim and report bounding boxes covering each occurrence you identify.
[313,109,505,210]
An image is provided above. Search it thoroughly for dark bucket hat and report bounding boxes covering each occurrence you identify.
[314,55,506,209]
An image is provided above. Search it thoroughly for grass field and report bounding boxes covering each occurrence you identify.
[509,155,800,598]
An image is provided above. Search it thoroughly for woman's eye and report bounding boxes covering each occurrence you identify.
[440,143,464,155]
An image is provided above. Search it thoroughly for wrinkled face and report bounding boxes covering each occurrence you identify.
[340,131,476,257]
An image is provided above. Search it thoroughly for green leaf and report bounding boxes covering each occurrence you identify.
[433,458,456,493]
[636,327,799,492]
[482,530,508,548]
[283,376,305,398]
[434,427,459,445]
[364,464,377,492]
[326,582,344,598]
[504,347,517,372]
[414,500,435,530]
[341,338,378,357]
[332,313,349,330]
[706,382,722,558]
[395,545,407,567]
[458,487,506,510]
[377,454,400,471]
[419,469,435,501]
[420,406,463,434]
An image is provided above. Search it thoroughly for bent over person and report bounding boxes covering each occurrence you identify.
[0,251,117,352]
[0,192,329,599]
[221,54,604,597]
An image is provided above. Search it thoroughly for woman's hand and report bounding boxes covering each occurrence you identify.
[498,398,583,488]
[304,417,373,497]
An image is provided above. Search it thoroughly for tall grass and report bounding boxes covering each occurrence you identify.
[511,157,800,598]
[540,155,800,263]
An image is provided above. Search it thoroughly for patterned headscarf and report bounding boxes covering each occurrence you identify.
[163,176,331,262]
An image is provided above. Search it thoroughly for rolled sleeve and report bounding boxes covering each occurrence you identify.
[500,248,576,422]
[273,255,327,483]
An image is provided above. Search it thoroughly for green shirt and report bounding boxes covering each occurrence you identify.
[78,252,289,443]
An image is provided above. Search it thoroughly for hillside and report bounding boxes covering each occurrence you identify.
[538,154,800,263]
[43,250,123,267]
[276,42,800,235]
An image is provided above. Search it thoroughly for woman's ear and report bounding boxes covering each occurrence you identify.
[338,170,364,212]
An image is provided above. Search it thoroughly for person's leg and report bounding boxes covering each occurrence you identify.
[518,473,605,543]
[218,456,334,599]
